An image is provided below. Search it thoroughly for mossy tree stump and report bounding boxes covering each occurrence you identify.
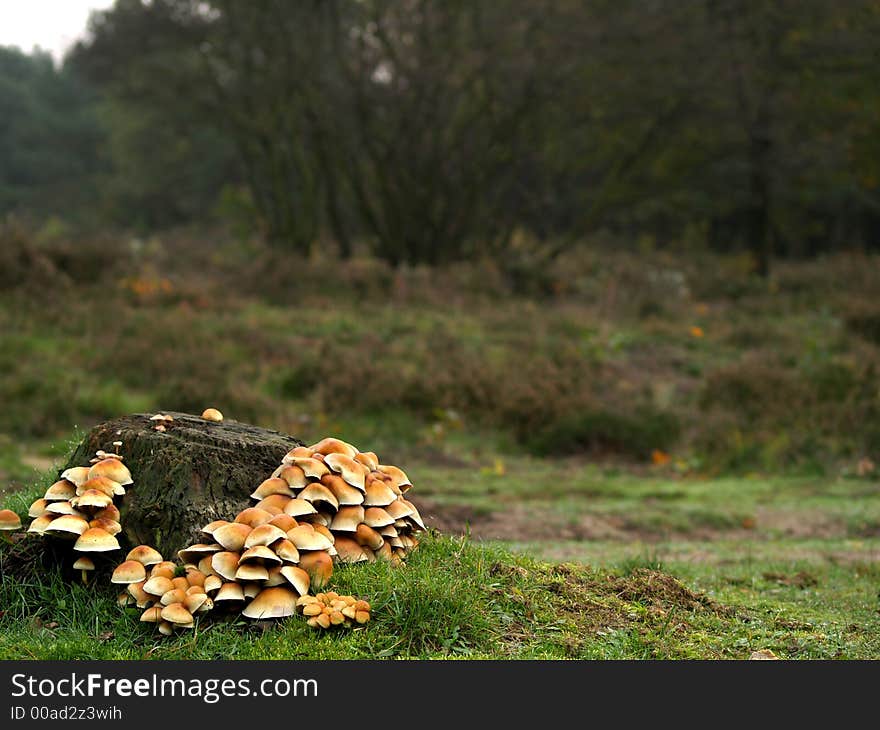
[63,413,302,557]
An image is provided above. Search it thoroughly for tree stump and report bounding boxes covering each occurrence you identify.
[62,412,303,557]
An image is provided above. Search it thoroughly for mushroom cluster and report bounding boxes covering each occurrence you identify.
[298,592,371,630]
[24,449,129,580]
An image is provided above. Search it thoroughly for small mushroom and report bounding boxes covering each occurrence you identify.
[112,560,147,585]
[213,522,252,551]
[329,505,365,532]
[241,587,298,620]
[322,474,365,506]
[88,458,133,487]
[211,551,240,581]
[309,437,358,459]
[254,494,292,514]
[363,480,398,507]
[324,454,367,490]
[235,563,269,582]
[43,514,90,538]
[201,408,224,422]
[278,565,310,596]
[297,550,333,589]
[27,514,55,534]
[243,523,287,549]
[287,524,334,551]
[233,507,274,528]
[27,498,50,518]
[59,467,90,488]
[271,465,307,489]
[72,556,95,584]
[298,483,339,512]
[250,477,295,500]
[267,514,299,532]
[44,480,76,501]
[161,602,194,627]
[76,476,120,498]
[283,498,318,518]
[355,524,385,551]
[126,545,164,566]
[354,451,379,471]
[73,527,120,553]
[363,507,395,528]
[239,545,282,565]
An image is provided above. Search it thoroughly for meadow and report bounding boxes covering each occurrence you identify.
[1,224,879,659]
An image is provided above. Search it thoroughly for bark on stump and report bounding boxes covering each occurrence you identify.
[62,412,303,558]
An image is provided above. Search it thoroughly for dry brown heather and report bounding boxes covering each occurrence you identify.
[1,224,879,475]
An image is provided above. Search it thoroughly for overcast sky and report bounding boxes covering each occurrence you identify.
[0,0,115,60]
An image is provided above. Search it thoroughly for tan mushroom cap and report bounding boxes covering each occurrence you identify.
[71,489,113,511]
[185,567,206,587]
[384,499,414,520]
[233,507,274,528]
[235,563,269,582]
[298,550,333,589]
[128,581,153,608]
[243,523,287,549]
[253,495,291,515]
[379,524,398,537]
[363,507,395,528]
[214,582,245,603]
[44,514,90,537]
[400,500,426,530]
[185,593,211,614]
[242,587,299,620]
[171,576,190,592]
[304,510,332,527]
[282,446,314,463]
[177,543,223,563]
[76,476,120,498]
[355,523,385,551]
[264,565,286,586]
[72,556,95,571]
[279,565,310,596]
[363,480,398,507]
[158,621,174,636]
[44,501,81,516]
[160,588,188,606]
[250,477,295,500]
[201,407,224,422]
[239,545,282,565]
[309,437,358,459]
[126,545,164,566]
[150,562,177,580]
[378,464,412,491]
[88,458,133,486]
[117,591,133,608]
[268,514,299,532]
[211,551,240,581]
[213,522,252,551]
[73,527,120,552]
[28,498,50,518]
[93,503,121,522]
[143,575,174,597]
[332,536,369,563]
[27,514,55,534]
[313,523,335,542]
[161,602,194,626]
[298,483,339,511]
[375,541,394,561]
[111,560,147,584]
[329,505,365,532]
[324,453,367,490]
[203,574,223,593]
[283,498,318,518]
[197,556,216,576]
[321,474,365,506]
[140,606,163,623]
[287,457,329,479]
[271,465,307,488]
[44,480,76,501]
[89,517,122,536]
[287,524,334,551]
[354,451,379,471]
[200,519,230,537]
[59,467,90,488]
[242,582,261,599]
[273,538,300,564]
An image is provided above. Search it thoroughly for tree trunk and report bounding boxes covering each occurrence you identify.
[61,413,302,558]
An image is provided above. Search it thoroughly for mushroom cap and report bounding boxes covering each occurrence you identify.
[44,480,76,501]
[211,551,240,581]
[76,476,120,498]
[332,536,370,563]
[185,568,206,587]
[44,501,81,516]
[185,593,211,614]
[27,514,55,534]
[281,446,314,464]
[243,523,287,549]
[384,499,414,520]
[93,503,121,522]
[287,524,334,551]
[271,465,307,489]
[279,565,310,596]
[158,621,175,635]
[177,543,224,563]
[27,498,50,518]
[400,500,426,530]
[59,467,90,488]
[321,474,365,506]
[242,582,261,599]
[128,581,153,608]
[298,483,339,511]
[354,451,379,471]
[241,587,299,620]
[171,575,190,592]
[286,457,329,479]
[203,574,223,593]
[161,602,194,625]
[111,560,147,584]
[43,514,90,537]
[235,563,269,582]
[377,464,412,490]
[283,498,318,518]
[126,545,164,566]
[324,453,367,490]
[71,489,113,511]
[201,407,224,422]
[239,545,282,565]
[88,458,133,486]
[375,541,394,561]
[214,582,245,603]
[72,556,95,571]
[379,524,398,537]
[160,588,188,606]
[213,522,252,551]
[363,480,398,507]
[73,527,120,552]
[355,523,385,551]
[254,494,292,514]
[250,477,295,500]
[233,507,274,528]
[363,507,395,528]
[268,514,299,532]
[298,550,333,589]
[89,517,122,536]
[273,538,300,564]
[200,519,230,537]
[304,510,332,527]
[140,606,163,623]
[143,575,175,597]
[329,505,365,532]
[197,555,216,576]
[149,562,176,580]
[309,437,358,459]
